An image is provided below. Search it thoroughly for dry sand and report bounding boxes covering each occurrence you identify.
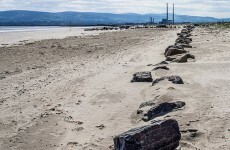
[0,27,230,150]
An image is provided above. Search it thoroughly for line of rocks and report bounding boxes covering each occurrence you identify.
[114,25,196,150]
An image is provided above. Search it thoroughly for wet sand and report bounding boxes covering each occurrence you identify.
[0,27,105,47]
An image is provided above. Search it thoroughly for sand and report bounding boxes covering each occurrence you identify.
[0,27,106,47]
[0,27,230,150]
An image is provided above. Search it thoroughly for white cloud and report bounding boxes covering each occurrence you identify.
[0,0,229,18]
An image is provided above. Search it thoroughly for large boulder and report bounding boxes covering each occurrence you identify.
[114,119,181,150]
[152,75,184,86]
[166,53,195,63]
[164,45,187,57]
[140,101,185,121]
[131,72,153,82]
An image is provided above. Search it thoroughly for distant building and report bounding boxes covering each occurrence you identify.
[159,3,174,25]
[159,19,172,24]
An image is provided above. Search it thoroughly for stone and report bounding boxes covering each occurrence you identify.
[114,119,181,150]
[164,45,187,57]
[175,43,192,48]
[142,101,185,121]
[152,75,184,86]
[131,72,153,82]
[177,54,195,63]
[152,66,169,71]
[166,53,195,63]
[175,38,191,44]
[154,61,169,66]
[178,33,191,38]
[166,56,177,61]
[175,37,192,44]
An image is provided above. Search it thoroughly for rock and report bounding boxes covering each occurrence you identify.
[164,45,187,57]
[166,53,195,63]
[152,75,184,86]
[175,43,192,48]
[181,29,189,33]
[131,72,153,82]
[175,39,191,44]
[166,56,177,61]
[178,33,191,38]
[142,101,185,121]
[152,66,169,71]
[177,54,195,63]
[175,37,192,44]
[114,119,181,150]
[154,61,169,66]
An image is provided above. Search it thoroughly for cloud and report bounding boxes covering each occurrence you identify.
[0,0,229,18]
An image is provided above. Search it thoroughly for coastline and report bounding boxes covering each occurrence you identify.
[0,26,107,47]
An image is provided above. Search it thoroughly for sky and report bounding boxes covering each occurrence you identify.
[0,0,229,18]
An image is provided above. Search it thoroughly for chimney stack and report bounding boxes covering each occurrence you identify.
[173,3,175,24]
[167,3,169,21]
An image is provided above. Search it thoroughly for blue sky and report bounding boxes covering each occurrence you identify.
[0,0,229,18]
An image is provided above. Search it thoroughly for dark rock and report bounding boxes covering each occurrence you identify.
[131,72,153,82]
[175,43,192,48]
[178,33,191,38]
[166,56,177,61]
[154,61,169,66]
[177,54,195,63]
[175,37,192,44]
[164,45,187,57]
[181,29,189,33]
[166,53,195,63]
[175,39,191,45]
[142,101,185,121]
[152,66,169,71]
[152,75,184,86]
[114,119,181,150]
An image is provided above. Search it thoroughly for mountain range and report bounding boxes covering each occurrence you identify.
[0,10,229,26]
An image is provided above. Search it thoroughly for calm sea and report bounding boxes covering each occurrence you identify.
[0,26,91,33]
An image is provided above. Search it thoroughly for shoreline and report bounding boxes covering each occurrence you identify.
[0,26,109,47]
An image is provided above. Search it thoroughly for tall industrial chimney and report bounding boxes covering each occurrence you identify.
[167,3,169,21]
[173,3,175,24]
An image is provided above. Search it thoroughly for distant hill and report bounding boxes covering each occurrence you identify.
[0,10,229,26]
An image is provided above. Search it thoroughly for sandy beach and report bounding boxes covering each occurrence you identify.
[0,27,230,150]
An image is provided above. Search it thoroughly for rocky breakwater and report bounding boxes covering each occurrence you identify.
[113,25,197,150]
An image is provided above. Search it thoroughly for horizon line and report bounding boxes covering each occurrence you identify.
[0,10,228,19]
